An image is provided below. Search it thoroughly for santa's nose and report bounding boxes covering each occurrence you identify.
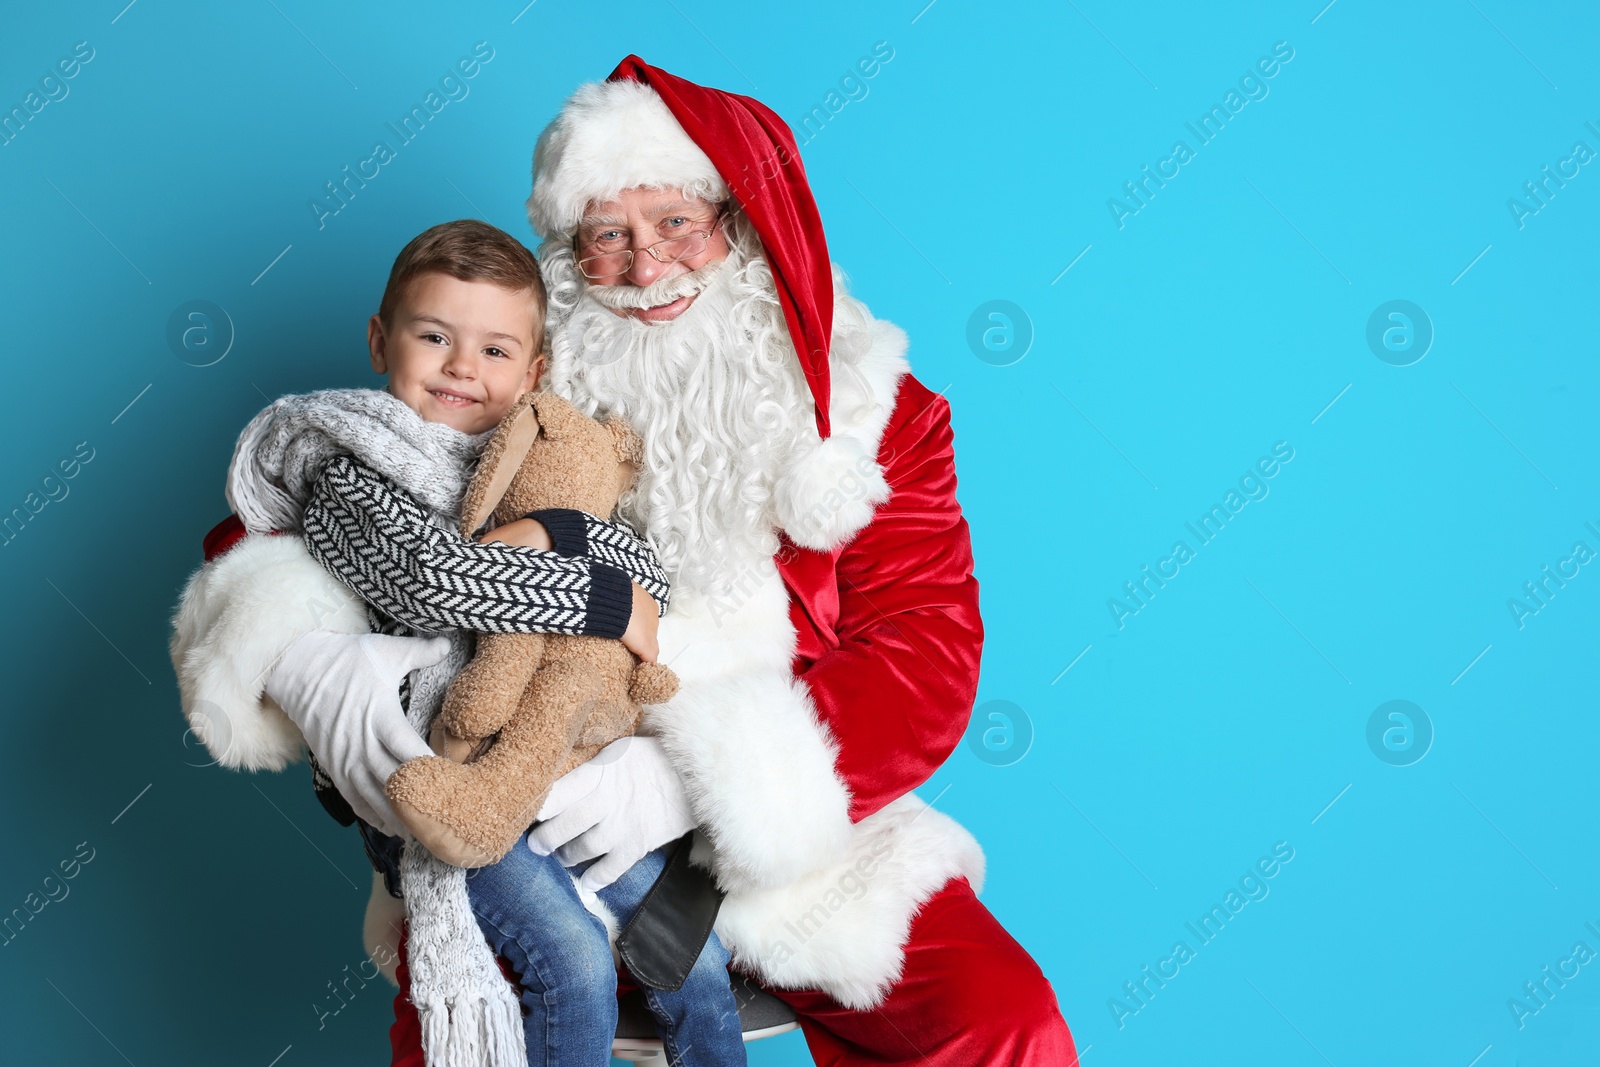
[624,247,675,288]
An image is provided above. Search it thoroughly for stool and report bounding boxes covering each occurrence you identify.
[611,972,800,1061]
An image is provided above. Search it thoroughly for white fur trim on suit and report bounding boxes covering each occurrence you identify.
[169,534,367,771]
[715,793,985,1010]
[771,282,909,553]
[650,670,854,893]
[527,79,727,239]
[823,284,912,453]
[646,562,854,893]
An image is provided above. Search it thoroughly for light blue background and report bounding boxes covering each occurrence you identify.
[2,1,1596,1064]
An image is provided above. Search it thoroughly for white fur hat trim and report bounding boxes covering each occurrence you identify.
[528,79,728,238]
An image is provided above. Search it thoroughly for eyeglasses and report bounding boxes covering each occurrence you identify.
[575,208,727,281]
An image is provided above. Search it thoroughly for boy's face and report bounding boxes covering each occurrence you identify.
[368,272,543,435]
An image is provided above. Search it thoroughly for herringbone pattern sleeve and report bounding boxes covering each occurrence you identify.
[519,507,670,617]
[572,512,670,617]
[301,455,634,639]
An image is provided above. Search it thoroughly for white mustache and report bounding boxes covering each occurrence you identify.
[586,256,727,311]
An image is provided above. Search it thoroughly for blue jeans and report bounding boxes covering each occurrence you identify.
[464,841,747,1067]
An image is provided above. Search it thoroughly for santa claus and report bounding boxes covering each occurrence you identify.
[171,57,1077,1065]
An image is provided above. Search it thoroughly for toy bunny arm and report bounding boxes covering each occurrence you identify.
[302,455,637,639]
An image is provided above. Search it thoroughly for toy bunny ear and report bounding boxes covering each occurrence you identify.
[606,415,645,464]
[528,390,583,438]
[459,393,541,537]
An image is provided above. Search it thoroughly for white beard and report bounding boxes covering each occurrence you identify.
[543,231,817,597]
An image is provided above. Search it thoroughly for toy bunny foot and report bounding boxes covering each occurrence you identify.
[386,756,540,869]
[629,661,679,704]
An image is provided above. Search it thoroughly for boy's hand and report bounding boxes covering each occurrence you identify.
[621,582,660,662]
[475,517,552,551]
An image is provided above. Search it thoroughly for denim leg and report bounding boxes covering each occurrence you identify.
[465,843,618,1067]
[596,848,748,1067]
[641,928,747,1067]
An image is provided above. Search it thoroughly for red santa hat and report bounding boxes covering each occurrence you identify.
[528,56,837,439]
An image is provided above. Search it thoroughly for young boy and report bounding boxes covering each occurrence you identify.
[227,219,746,1066]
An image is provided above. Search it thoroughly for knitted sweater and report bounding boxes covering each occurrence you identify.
[304,454,668,639]
[297,454,671,861]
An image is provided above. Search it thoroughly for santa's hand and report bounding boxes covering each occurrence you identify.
[264,631,447,837]
[528,735,696,891]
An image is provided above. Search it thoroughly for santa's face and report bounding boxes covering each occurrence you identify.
[547,212,814,594]
[574,187,729,324]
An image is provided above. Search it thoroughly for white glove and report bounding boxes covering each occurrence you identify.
[264,630,449,837]
[528,735,696,891]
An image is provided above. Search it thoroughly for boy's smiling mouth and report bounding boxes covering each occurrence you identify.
[427,387,480,407]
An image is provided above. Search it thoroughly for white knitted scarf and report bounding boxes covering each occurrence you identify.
[226,388,526,1067]
[226,387,493,534]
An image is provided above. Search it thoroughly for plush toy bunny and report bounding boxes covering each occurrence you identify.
[385,391,678,869]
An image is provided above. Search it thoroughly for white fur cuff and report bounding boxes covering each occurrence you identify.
[715,794,987,1009]
[169,534,368,771]
[646,672,854,893]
